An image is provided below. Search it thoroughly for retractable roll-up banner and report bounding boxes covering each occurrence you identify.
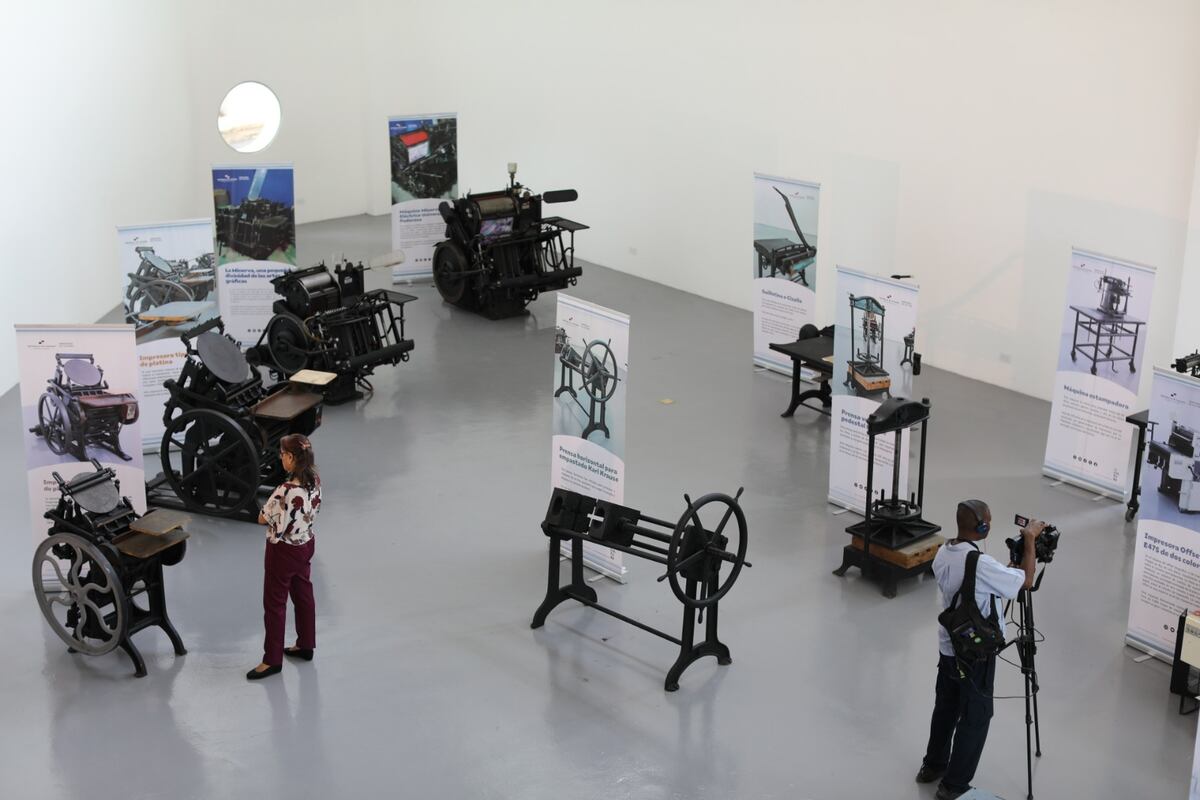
[1043,249,1156,498]
[212,165,296,347]
[828,268,920,511]
[552,295,630,582]
[1126,368,1200,661]
[14,325,145,583]
[116,219,217,451]
[752,174,819,373]
[389,114,458,281]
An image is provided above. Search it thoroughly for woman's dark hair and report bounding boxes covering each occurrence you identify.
[280,434,318,489]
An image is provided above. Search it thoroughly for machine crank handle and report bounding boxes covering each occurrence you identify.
[707,547,751,568]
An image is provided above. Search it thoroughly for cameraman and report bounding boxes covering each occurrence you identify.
[914,499,1043,800]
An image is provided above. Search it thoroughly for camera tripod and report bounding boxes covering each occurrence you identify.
[1004,567,1046,800]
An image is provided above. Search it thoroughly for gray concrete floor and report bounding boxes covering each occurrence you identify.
[0,215,1191,799]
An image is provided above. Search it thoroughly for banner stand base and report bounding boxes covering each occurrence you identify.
[1041,468,1126,503]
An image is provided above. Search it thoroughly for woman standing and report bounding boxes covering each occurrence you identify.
[248,433,321,680]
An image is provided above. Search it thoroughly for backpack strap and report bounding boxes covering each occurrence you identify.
[955,550,999,625]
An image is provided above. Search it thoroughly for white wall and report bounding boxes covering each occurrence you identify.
[359,0,1200,402]
[0,2,197,389]
[1175,136,1200,356]
[177,0,370,226]
[3,1,1198,402]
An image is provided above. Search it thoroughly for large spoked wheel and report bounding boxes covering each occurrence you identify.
[264,313,314,375]
[37,394,72,456]
[433,241,475,308]
[161,409,260,516]
[665,492,749,608]
[581,340,619,403]
[33,533,127,656]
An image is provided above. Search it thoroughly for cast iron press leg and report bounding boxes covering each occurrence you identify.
[782,363,802,417]
[119,638,148,678]
[532,535,595,628]
[665,573,733,691]
[151,565,187,656]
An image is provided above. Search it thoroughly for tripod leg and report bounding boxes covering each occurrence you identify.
[1024,660,1034,800]
[1028,596,1043,758]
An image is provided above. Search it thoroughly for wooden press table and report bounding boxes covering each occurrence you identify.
[842,533,945,598]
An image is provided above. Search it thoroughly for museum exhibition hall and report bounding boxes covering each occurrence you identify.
[6,2,1200,799]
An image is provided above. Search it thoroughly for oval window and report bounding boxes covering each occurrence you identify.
[217,82,281,153]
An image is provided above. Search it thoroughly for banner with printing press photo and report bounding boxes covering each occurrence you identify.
[1043,248,1155,498]
[116,219,217,450]
[552,295,630,582]
[752,174,820,374]
[212,165,296,347]
[14,325,145,583]
[389,113,457,281]
[828,268,920,512]
[1126,368,1200,661]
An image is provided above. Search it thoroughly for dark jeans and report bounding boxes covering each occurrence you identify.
[922,653,995,792]
[262,539,316,666]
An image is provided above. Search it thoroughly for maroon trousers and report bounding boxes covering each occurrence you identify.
[262,538,316,666]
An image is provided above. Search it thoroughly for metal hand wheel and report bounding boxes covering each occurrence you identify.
[662,489,750,608]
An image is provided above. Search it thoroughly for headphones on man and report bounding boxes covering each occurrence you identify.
[958,499,990,537]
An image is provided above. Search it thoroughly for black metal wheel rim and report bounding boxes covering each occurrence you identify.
[666,492,748,608]
[33,533,126,655]
[160,409,260,516]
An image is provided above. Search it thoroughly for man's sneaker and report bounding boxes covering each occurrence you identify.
[935,783,970,800]
[915,763,945,784]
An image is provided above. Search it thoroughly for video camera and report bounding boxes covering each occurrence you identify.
[1006,514,1060,565]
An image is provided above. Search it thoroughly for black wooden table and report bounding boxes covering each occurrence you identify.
[768,334,834,417]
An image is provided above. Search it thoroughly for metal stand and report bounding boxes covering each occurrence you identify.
[1005,571,1045,800]
[531,487,749,691]
[1125,410,1149,521]
[782,369,832,418]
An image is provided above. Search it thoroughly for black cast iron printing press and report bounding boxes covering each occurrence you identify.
[251,260,416,404]
[1068,273,1145,375]
[834,397,942,597]
[29,353,139,462]
[554,329,619,440]
[34,461,190,677]
[433,163,587,319]
[532,487,751,691]
[753,186,817,285]
[147,317,329,521]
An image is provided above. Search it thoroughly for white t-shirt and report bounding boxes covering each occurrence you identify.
[933,540,1025,657]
